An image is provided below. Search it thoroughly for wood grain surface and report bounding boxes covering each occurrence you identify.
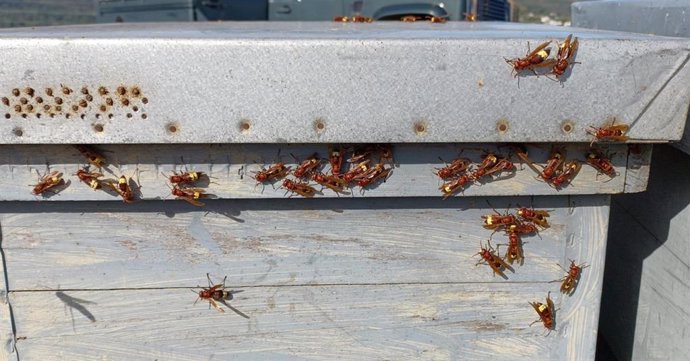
[601,145,690,360]
[0,222,17,361]
[0,144,636,202]
[0,195,609,360]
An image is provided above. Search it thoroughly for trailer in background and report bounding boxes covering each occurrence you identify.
[97,0,514,23]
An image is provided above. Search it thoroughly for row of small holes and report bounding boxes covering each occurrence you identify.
[11,122,152,136]
[2,87,148,118]
[7,86,146,99]
[3,103,146,116]
[1,98,148,107]
[235,120,577,136]
[4,113,148,120]
[8,120,578,137]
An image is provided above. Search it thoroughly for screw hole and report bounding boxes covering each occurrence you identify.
[35,97,43,104]
[85,94,93,102]
[55,97,63,105]
[26,104,33,112]
[80,114,86,119]
[81,87,89,95]
[12,89,20,97]
[239,120,251,133]
[167,123,179,134]
[108,113,114,119]
[141,113,148,119]
[45,88,53,96]
[122,99,130,106]
[19,97,27,105]
[95,114,101,119]
[21,113,27,119]
[55,105,62,112]
[132,106,139,112]
[313,118,326,133]
[561,121,575,134]
[106,98,113,106]
[4,113,10,119]
[71,105,79,112]
[65,113,71,119]
[496,119,509,134]
[126,113,132,118]
[98,86,108,95]
[93,124,104,133]
[99,105,107,112]
[142,97,148,104]
[1,97,9,106]
[117,86,126,96]
[12,127,23,137]
[36,113,41,119]
[414,121,427,135]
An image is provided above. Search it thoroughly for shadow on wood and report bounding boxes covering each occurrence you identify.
[599,145,690,360]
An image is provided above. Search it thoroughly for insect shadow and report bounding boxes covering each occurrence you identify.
[55,291,96,331]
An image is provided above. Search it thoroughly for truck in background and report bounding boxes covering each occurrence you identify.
[97,0,514,23]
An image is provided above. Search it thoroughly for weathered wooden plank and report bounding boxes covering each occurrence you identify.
[616,145,690,258]
[623,144,652,193]
[0,222,17,361]
[0,143,630,201]
[11,283,599,360]
[632,247,690,360]
[601,145,690,360]
[601,199,690,361]
[0,23,688,144]
[0,195,610,359]
[0,196,608,291]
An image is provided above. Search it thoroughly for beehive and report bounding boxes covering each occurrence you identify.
[0,22,688,360]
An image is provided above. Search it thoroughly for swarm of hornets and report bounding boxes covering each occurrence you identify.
[34,33,629,203]
[428,31,628,198]
[333,14,447,23]
[505,33,630,172]
[471,203,588,333]
[514,144,618,191]
[32,145,211,206]
[435,152,515,199]
[34,145,140,203]
[32,144,395,202]
[474,203,547,280]
[250,144,394,198]
[75,145,211,206]
[434,144,619,200]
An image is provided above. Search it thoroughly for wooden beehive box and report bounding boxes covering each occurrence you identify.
[573,1,690,359]
[0,22,689,360]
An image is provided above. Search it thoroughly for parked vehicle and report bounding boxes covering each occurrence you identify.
[98,0,514,23]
